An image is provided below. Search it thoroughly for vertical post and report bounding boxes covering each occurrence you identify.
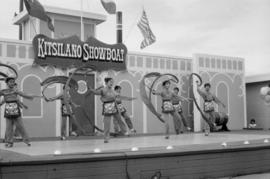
[66,116,70,137]
[80,0,84,41]
[116,11,122,43]
[19,0,24,40]
[192,54,202,132]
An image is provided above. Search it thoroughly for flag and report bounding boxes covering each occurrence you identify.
[137,10,156,49]
[100,0,116,14]
[23,0,54,31]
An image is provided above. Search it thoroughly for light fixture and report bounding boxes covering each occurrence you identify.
[54,150,61,155]
[264,139,269,143]
[131,147,139,151]
[244,141,250,145]
[93,148,101,153]
[166,146,173,150]
[221,142,227,147]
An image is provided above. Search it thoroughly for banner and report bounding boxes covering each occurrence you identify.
[32,34,128,71]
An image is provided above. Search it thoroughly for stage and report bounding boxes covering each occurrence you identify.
[1,131,270,179]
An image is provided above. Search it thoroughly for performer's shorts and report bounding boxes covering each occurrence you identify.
[173,103,182,113]
[204,101,214,112]
[117,103,126,114]
[162,100,175,113]
[4,101,21,119]
[103,101,118,116]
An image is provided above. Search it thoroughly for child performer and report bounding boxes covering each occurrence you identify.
[45,85,86,140]
[87,77,128,143]
[248,119,257,128]
[172,87,191,133]
[152,80,182,139]
[196,82,226,135]
[1,84,28,142]
[0,77,41,147]
[113,85,136,135]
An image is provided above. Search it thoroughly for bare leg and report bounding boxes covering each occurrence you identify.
[172,112,181,134]
[5,118,14,146]
[61,116,67,139]
[209,112,217,131]
[203,112,216,130]
[113,113,127,135]
[14,117,30,146]
[103,115,112,143]
[163,113,170,139]
[113,116,120,133]
[179,112,187,127]
[69,114,86,135]
[179,112,191,131]
[122,112,134,130]
[172,112,182,134]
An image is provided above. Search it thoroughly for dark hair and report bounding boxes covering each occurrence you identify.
[104,77,113,84]
[173,87,179,92]
[114,85,121,90]
[204,83,211,88]
[250,119,255,122]
[5,77,15,83]
[162,80,170,86]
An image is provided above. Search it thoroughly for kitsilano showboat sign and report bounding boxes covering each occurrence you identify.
[32,34,127,71]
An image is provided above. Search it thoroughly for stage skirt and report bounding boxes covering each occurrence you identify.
[4,101,21,119]
[173,103,182,113]
[61,104,73,117]
[117,103,126,114]
[204,101,215,112]
[162,100,175,113]
[103,101,118,116]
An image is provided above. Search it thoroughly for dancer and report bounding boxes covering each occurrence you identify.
[172,87,191,133]
[113,85,136,135]
[0,77,40,147]
[87,77,128,143]
[152,80,182,139]
[1,83,28,141]
[196,82,226,134]
[45,85,86,140]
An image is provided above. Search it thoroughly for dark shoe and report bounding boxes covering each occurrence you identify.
[223,127,230,132]
[210,127,218,132]
[165,136,169,139]
[104,140,109,143]
[5,143,13,148]
[61,136,66,140]
[24,141,31,146]
[130,129,136,134]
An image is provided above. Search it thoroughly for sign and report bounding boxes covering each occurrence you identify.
[32,34,128,71]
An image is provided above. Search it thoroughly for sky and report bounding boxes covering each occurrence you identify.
[0,0,269,76]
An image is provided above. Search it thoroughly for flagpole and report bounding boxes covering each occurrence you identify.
[115,0,123,43]
[80,0,84,41]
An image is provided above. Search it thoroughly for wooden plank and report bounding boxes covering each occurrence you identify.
[47,159,126,170]
[1,171,48,179]
[1,165,48,173]
[47,165,126,179]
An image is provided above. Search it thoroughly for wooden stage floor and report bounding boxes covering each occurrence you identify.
[1,131,270,179]
[1,131,270,157]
